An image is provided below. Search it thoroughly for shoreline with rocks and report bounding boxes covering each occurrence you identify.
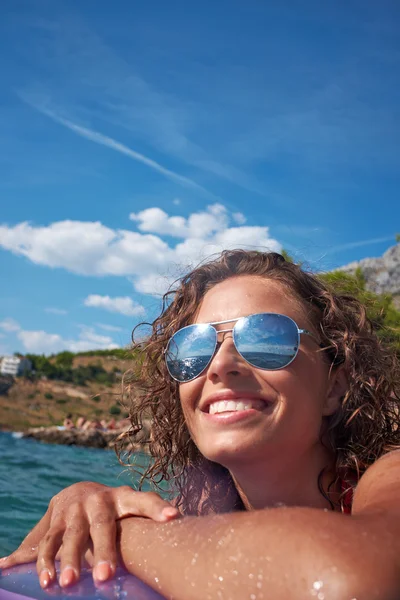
[21,424,150,452]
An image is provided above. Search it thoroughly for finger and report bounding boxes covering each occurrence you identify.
[83,546,94,568]
[0,546,38,569]
[116,489,180,522]
[85,503,118,582]
[57,514,90,588]
[36,524,65,588]
[90,519,117,581]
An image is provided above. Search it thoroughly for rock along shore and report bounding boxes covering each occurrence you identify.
[23,426,149,452]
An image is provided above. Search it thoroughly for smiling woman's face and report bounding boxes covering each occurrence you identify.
[178,275,340,470]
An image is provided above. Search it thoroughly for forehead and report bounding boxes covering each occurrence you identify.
[195,275,308,324]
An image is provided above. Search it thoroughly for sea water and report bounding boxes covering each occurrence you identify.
[0,431,153,556]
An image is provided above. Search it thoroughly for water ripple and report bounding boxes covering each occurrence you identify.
[0,432,147,555]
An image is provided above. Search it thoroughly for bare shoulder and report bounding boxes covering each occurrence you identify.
[352,449,400,516]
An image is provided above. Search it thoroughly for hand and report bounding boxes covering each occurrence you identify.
[0,482,179,589]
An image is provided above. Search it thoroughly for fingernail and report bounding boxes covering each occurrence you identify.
[60,566,77,587]
[40,569,51,588]
[93,561,112,582]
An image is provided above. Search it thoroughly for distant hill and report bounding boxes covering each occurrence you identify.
[337,242,400,308]
[0,352,133,432]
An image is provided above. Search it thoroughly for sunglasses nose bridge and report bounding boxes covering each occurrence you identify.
[214,325,234,344]
[208,327,251,375]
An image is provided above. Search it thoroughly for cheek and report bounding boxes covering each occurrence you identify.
[267,352,329,404]
[296,347,329,383]
[178,379,203,421]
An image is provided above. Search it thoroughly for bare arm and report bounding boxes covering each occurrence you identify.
[118,453,400,600]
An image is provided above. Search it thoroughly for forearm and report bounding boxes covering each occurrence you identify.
[118,508,399,600]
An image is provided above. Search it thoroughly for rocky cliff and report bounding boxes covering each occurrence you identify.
[337,242,400,307]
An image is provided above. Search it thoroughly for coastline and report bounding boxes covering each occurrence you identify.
[20,423,150,452]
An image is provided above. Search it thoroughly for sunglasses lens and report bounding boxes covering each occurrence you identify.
[234,313,298,370]
[165,324,217,382]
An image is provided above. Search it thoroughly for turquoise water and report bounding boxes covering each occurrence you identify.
[0,431,152,557]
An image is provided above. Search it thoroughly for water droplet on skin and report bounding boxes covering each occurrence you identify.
[317,593,325,600]
[218,576,224,581]
[313,581,323,591]
[154,577,159,583]
[257,582,262,589]
[250,594,256,600]
[249,573,254,579]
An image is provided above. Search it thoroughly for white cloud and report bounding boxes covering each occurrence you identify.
[96,323,123,332]
[134,272,178,296]
[77,326,117,346]
[232,212,246,225]
[0,316,119,355]
[130,207,187,238]
[129,203,229,239]
[0,318,21,332]
[17,326,118,355]
[18,330,65,354]
[0,204,281,296]
[173,198,181,205]
[45,307,68,315]
[0,220,171,276]
[84,294,145,317]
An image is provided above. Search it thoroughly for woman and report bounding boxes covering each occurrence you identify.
[2,250,400,599]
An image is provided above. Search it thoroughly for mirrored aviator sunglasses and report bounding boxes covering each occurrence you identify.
[164,312,321,383]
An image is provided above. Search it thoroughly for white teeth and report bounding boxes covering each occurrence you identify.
[208,399,264,414]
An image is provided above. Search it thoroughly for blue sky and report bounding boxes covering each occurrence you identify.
[0,0,399,355]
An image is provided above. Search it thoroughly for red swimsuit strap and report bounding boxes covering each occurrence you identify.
[340,478,354,514]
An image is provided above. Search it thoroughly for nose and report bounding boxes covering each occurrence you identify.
[207,334,252,382]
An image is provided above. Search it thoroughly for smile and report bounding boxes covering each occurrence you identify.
[209,399,266,414]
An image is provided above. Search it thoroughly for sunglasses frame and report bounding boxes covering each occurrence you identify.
[164,312,323,383]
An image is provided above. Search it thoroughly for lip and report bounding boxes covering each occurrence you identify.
[200,390,273,413]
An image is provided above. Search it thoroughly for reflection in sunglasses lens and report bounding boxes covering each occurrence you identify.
[167,314,299,381]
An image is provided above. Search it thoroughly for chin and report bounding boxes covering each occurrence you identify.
[200,437,263,468]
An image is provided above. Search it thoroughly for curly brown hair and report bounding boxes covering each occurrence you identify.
[116,249,400,515]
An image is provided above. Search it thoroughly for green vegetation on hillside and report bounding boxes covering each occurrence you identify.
[75,348,132,359]
[320,268,400,355]
[23,352,128,386]
[278,248,400,355]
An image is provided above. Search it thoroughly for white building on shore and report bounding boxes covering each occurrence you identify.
[0,355,32,377]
